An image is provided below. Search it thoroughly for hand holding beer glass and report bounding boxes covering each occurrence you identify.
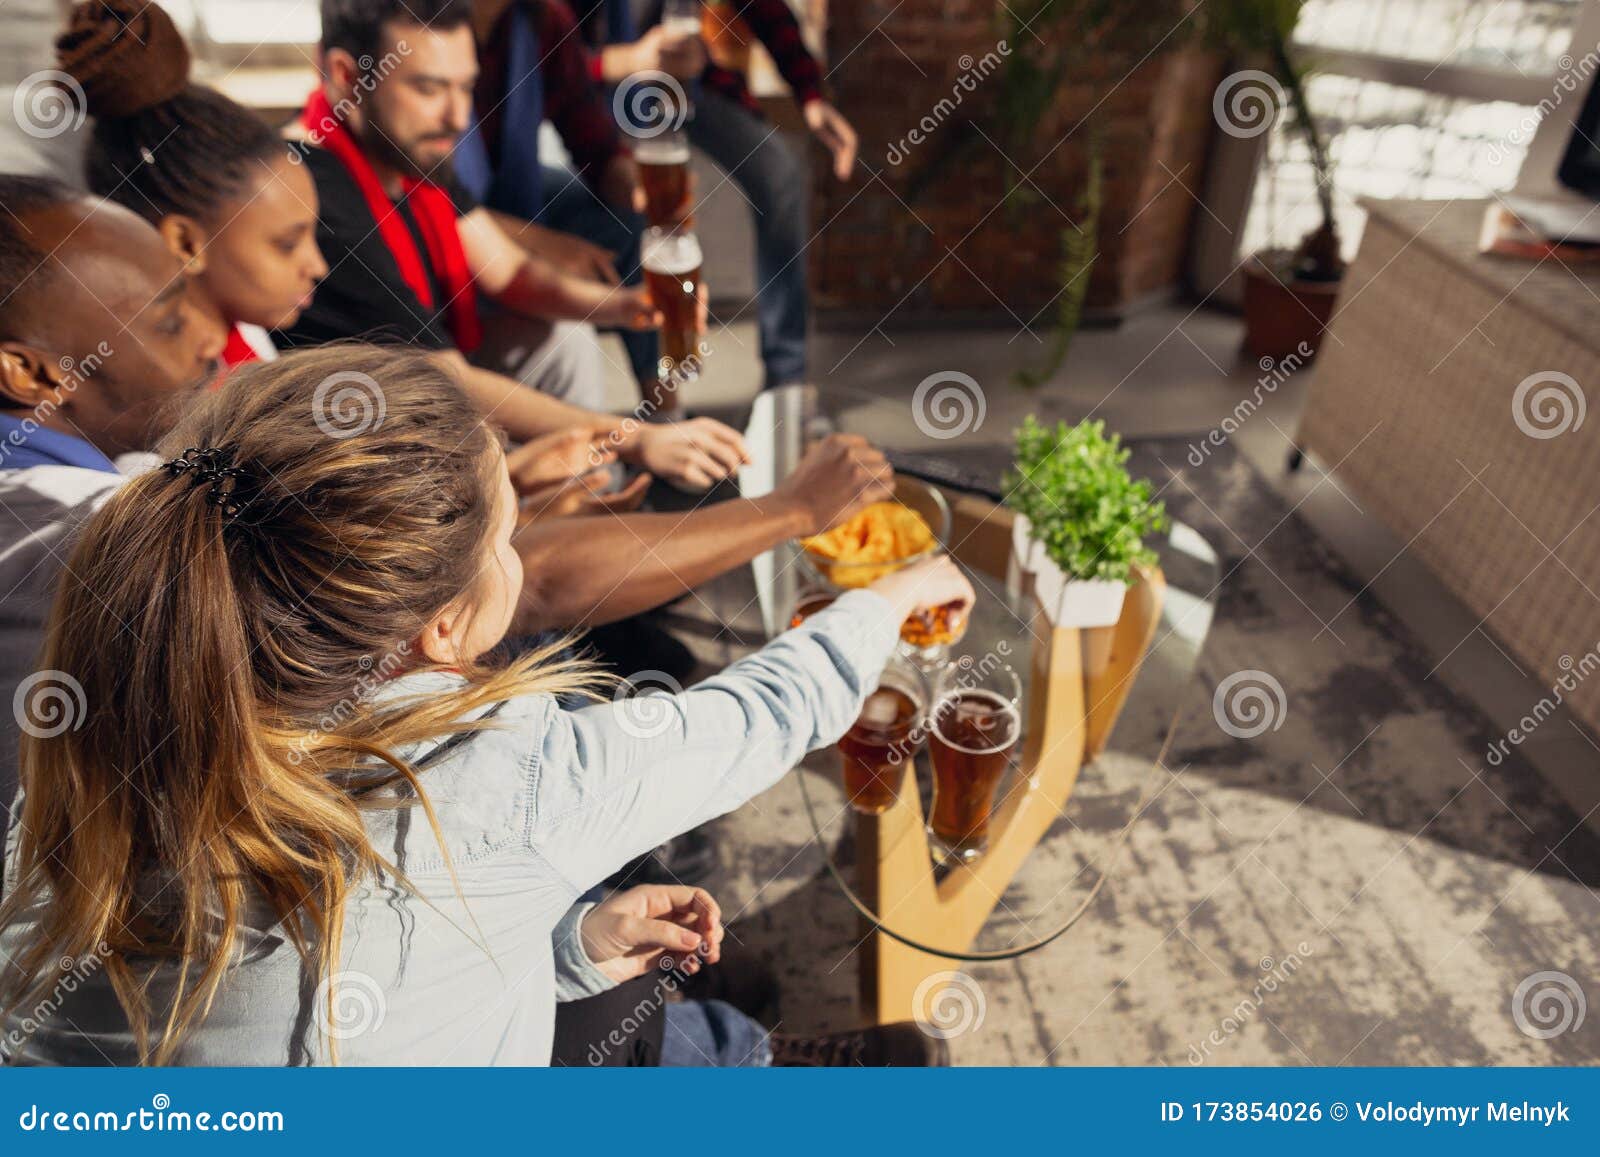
[927,658,1022,862]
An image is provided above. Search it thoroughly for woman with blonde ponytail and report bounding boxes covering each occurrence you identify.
[0,345,972,1066]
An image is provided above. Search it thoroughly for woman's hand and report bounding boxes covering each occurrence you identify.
[505,427,614,497]
[866,554,975,631]
[621,416,751,492]
[508,428,654,523]
[518,471,653,524]
[579,884,724,984]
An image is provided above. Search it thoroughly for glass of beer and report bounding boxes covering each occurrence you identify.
[789,589,836,628]
[641,226,704,411]
[636,130,692,227]
[663,0,703,37]
[926,659,1022,862]
[837,657,927,815]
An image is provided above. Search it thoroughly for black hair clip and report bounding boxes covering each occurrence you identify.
[164,446,252,524]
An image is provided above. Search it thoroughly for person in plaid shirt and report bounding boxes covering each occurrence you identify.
[466,0,663,391]
[579,0,859,388]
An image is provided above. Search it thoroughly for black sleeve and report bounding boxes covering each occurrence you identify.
[441,167,480,216]
[272,149,456,353]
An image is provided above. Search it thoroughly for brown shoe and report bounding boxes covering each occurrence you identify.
[769,1021,950,1067]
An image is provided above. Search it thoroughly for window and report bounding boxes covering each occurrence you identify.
[1237,0,1586,261]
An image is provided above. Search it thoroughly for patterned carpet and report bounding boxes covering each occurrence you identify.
[663,436,1600,1066]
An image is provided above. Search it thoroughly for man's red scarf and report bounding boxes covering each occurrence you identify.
[300,90,481,353]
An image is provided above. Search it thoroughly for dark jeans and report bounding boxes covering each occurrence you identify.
[535,164,657,387]
[687,88,810,388]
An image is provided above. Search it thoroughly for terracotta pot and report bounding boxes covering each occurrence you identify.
[1242,255,1341,361]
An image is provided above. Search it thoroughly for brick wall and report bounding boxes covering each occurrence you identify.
[812,1,1223,323]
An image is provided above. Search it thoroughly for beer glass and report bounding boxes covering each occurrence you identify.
[636,129,692,227]
[663,0,703,37]
[927,658,1022,861]
[837,656,928,815]
[641,226,704,411]
[788,589,836,629]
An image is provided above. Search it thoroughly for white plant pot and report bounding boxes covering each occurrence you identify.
[1031,557,1127,629]
[1007,514,1041,602]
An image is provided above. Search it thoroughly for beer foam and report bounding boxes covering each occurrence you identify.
[636,137,691,165]
[933,689,1020,754]
[642,231,703,276]
[861,689,900,725]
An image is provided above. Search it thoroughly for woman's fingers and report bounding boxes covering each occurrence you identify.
[590,472,652,513]
[622,915,703,955]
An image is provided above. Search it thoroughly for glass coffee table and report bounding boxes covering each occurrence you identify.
[737,384,1220,1025]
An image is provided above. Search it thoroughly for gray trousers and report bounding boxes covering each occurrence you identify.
[471,311,609,413]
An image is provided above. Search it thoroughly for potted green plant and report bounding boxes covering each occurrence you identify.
[1212,0,1345,359]
[1003,417,1168,628]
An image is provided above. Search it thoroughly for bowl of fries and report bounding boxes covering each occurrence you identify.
[798,479,968,663]
[798,477,952,589]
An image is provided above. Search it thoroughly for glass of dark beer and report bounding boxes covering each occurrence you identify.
[641,226,704,410]
[637,130,692,226]
[837,657,927,815]
[927,659,1022,862]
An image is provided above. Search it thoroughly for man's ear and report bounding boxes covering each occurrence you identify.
[0,343,69,411]
[157,215,209,274]
[324,46,360,98]
[414,600,465,668]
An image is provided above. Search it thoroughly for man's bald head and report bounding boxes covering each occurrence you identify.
[0,174,76,338]
[0,175,225,458]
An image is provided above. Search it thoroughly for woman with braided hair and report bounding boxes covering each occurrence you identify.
[57,0,328,366]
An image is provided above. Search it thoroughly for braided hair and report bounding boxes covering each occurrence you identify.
[57,0,288,225]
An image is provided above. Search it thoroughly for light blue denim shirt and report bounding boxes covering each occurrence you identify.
[0,589,899,1066]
